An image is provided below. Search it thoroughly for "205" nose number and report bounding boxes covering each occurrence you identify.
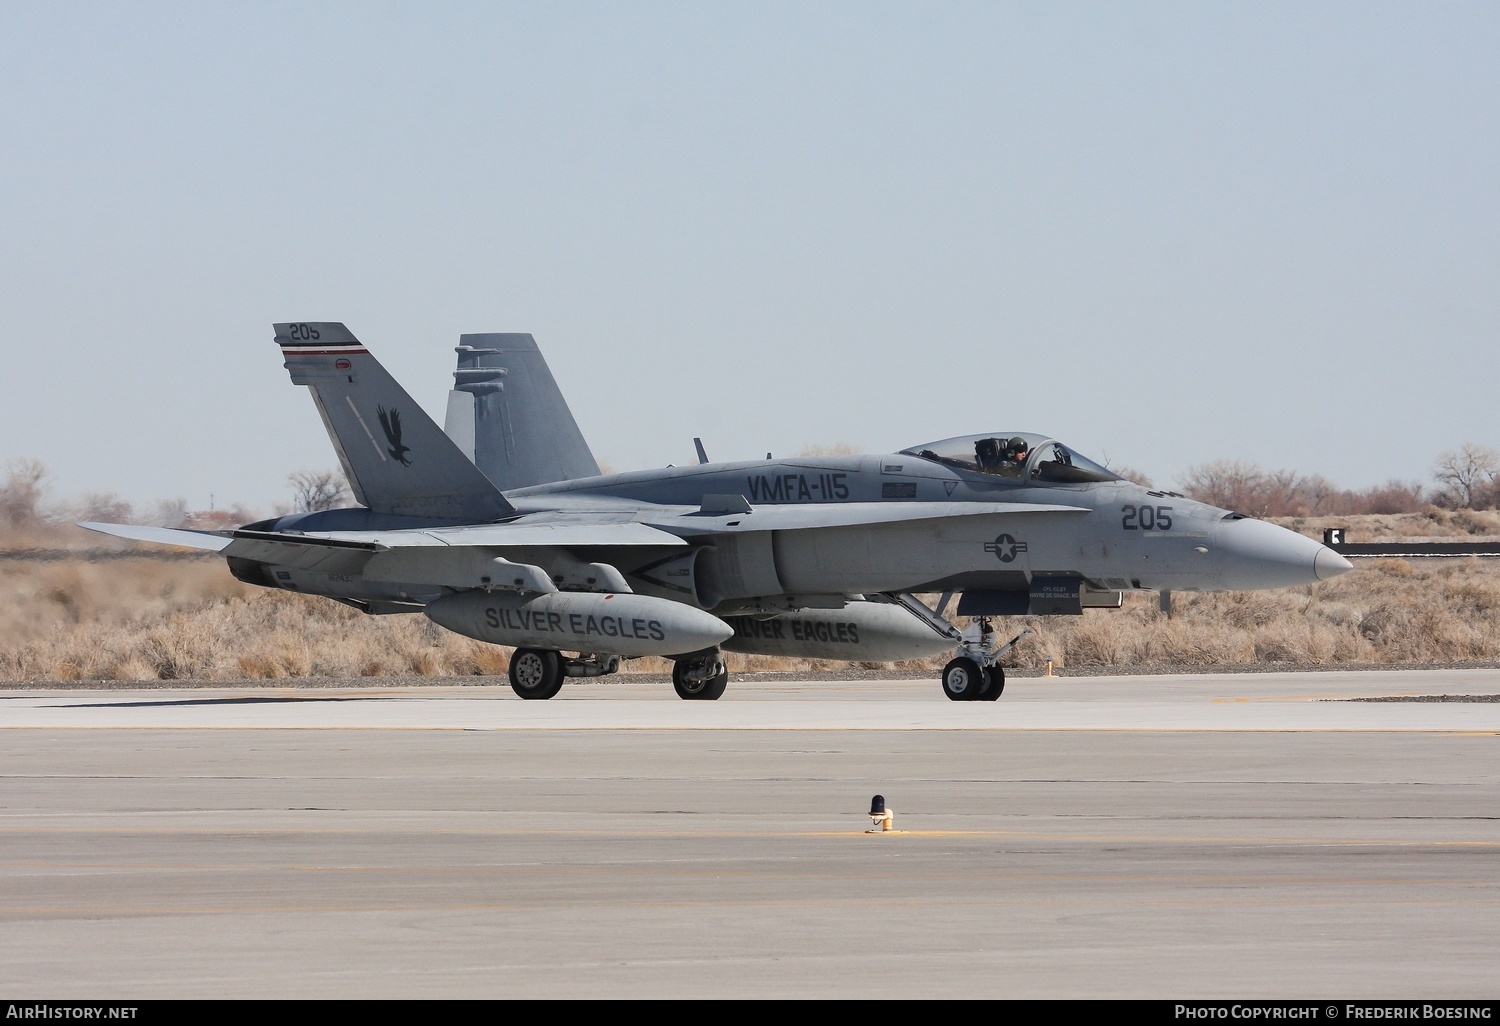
[1121,504,1173,531]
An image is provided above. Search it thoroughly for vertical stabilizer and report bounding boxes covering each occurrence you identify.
[444,333,601,491]
[274,323,513,521]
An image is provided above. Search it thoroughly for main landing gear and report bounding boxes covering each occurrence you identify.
[507,649,619,700]
[672,650,728,701]
[881,594,1030,702]
[939,617,1030,703]
[505,647,729,701]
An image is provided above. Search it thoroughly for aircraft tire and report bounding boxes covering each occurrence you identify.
[508,648,564,700]
[673,660,728,701]
[941,657,985,701]
[978,665,1005,701]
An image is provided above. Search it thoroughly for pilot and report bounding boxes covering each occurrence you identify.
[1000,437,1029,475]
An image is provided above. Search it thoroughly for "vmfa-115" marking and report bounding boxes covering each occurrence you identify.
[745,472,849,503]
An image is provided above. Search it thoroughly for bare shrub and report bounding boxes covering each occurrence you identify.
[1179,462,1427,518]
[1113,467,1154,487]
[72,492,133,524]
[1180,460,1269,514]
[1064,619,1134,666]
[146,499,191,528]
[1252,622,1339,665]
[1140,618,1255,665]
[1353,481,1427,515]
[0,459,49,532]
[289,470,351,512]
[184,505,260,530]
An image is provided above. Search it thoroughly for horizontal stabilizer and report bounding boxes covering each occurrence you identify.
[77,522,233,552]
[216,529,375,572]
[228,518,686,552]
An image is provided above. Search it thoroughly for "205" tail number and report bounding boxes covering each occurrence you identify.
[1122,504,1173,531]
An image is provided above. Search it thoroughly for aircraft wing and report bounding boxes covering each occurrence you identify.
[644,501,1090,534]
[84,504,1085,591]
[83,505,1081,560]
[78,522,234,552]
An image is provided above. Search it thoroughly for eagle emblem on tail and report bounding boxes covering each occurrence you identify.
[376,405,412,466]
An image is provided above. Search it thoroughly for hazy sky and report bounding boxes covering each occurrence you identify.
[2,2,1496,513]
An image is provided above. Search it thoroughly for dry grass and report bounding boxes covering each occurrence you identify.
[997,556,1500,671]
[0,585,514,682]
[1285,508,1500,541]
[0,558,243,651]
[2,515,1498,681]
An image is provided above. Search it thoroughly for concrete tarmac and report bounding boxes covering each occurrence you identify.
[1,668,1497,999]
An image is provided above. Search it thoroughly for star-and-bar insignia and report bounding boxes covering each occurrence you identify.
[984,534,1028,563]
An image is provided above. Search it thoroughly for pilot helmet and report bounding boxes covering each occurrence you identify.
[1007,437,1029,455]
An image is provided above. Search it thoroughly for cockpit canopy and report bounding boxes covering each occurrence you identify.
[900,432,1121,484]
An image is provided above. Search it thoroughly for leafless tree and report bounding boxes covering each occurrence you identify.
[1179,461,1351,517]
[185,505,258,530]
[1179,460,1269,514]
[1111,466,1155,488]
[0,458,49,530]
[1433,444,1499,509]
[289,470,351,512]
[1355,480,1426,515]
[1098,453,1153,487]
[147,498,192,528]
[74,492,133,524]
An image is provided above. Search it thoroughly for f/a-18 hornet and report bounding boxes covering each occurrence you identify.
[86,323,1354,701]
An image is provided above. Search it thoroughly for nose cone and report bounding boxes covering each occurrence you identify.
[1315,546,1354,581]
[1212,518,1344,590]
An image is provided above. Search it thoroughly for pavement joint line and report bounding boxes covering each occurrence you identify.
[7,863,1498,883]
[3,726,1499,736]
[3,895,1494,917]
[0,825,1495,845]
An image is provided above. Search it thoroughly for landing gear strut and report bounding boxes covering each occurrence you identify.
[507,649,620,700]
[879,594,1029,702]
[672,650,728,700]
[942,617,1028,702]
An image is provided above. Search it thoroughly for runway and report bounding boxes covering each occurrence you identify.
[2,668,1497,999]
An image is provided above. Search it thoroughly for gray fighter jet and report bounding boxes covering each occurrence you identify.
[85,322,1354,701]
